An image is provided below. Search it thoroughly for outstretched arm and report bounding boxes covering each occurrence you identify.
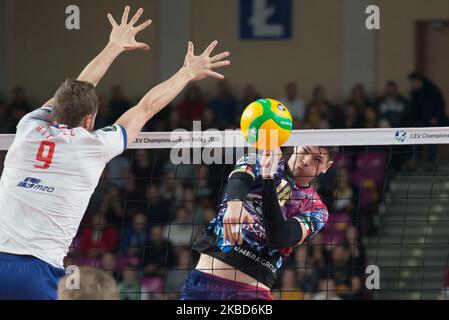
[115,40,231,147]
[42,6,152,107]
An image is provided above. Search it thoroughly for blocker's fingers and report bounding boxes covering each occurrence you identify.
[188,41,195,55]
[224,218,233,245]
[107,13,118,28]
[210,51,230,63]
[134,19,152,33]
[129,8,144,26]
[205,70,224,80]
[211,60,231,69]
[203,40,218,57]
[121,5,130,24]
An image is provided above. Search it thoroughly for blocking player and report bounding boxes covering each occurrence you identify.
[182,146,336,300]
[0,6,230,299]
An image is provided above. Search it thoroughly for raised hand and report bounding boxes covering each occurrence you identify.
[107,6,152,51]
[183,40,231,82]
[260,149,282,179]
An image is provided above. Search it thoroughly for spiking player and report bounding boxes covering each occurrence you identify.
[0,6,230,299]
[182,146,336,300]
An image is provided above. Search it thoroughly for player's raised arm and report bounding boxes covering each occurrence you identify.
[115,40,230,147]
[42,6,152,107]
[261,150,308,248]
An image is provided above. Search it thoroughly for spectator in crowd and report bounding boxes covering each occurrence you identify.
[279,82,306,124]
[201,107,217,130]
[0,99,15,133]
[327,245,363,299]
[293,246,320,296]
[408,72,447,127]
[276,269,303,300]
[105,154,132,190]
[79,213,119,258]
[304,103,330,129]
[94,94,112,129]
[143,226,176,273]
[164,248,192,300]
[343,101,365,129]
[109,85,131,123]
[209,80,238,129]
[58,266,119,300]
[313,278,342,300]
[376,81,407,128]
[364,106,379,128]
[160,169,184,202]
[99,186,125,225]
[118,267,142,300]
[195,164,213,200]
[101,252,119,280]
[8,86,32,127]
[146,184,172,226]
[241,85,261,111]
[177,85,206,128]
[349,83,372,110]
[121,213,147,257]
[163,206,197,247]
[309,85,344,128]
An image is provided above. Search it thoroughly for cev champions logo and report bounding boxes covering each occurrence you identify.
[395,131,407,143]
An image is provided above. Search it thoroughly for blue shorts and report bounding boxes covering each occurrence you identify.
[0,252,66,300]
[180,270,273,300]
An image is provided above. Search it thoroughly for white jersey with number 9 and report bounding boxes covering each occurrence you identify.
[0,106,127,268]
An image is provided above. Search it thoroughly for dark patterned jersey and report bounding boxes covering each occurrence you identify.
[192,154,329,289]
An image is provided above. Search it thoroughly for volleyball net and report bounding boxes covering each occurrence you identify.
[1,127,449,300]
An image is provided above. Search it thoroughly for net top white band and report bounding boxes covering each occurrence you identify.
[1,127,449,150]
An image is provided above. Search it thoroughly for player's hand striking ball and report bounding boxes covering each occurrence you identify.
[260,149,282,179]
[107,6,152,51]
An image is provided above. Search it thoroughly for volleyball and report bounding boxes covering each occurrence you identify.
[240,98,293,150]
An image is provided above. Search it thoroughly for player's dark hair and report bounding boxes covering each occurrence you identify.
[320,146,339,161]
[52,79,99,128]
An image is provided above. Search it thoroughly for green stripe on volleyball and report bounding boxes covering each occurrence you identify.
[240,98,293,150]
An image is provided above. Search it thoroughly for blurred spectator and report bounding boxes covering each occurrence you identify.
[241,85,261,110]
[209,80,238,129]
[195,164,213,199]
[143,226,176,272]
[164,248,192,299]
[118,268,143,300]
[79,213,119,258]
[293,247,320,295]
[304,103,329,129]
[121,213,147,257]
[109,85,131,123]
[277,269,303,300]
[146,184,172,225]
[309,86,344,128]
[201,107,217,129]
[99,186,125,225]
[177,85,206,128]
[364,107,379,128]
[94,94,112,129]
[9,86,32,126]
[349,83,372,110]
[408,72,447,127]
[0,99,15,133]
[101,252,119,280]
[376,81,407,128]
[163,206,199,247]
[343,101,365,128]
[313,278,342,300]
[106,155,132,190]
[279,82,306,123]
[327,245,363,299]
[160,170,184,202]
